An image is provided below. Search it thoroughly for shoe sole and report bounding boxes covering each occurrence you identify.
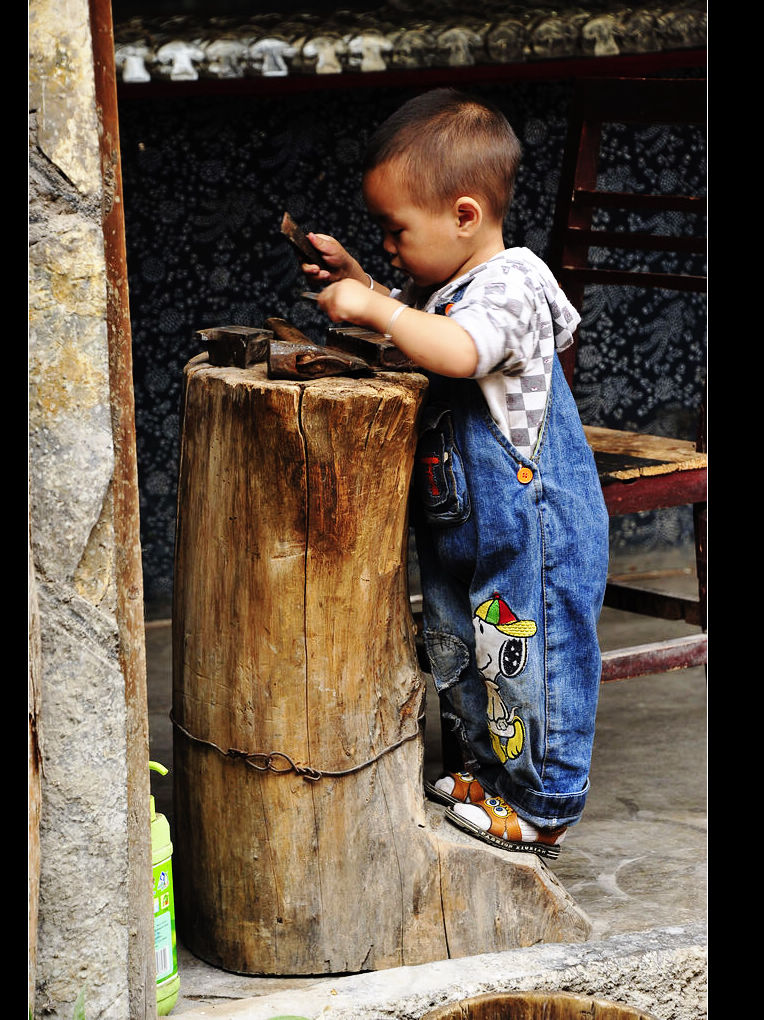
[424,780,458,807]
[445,806,562,860]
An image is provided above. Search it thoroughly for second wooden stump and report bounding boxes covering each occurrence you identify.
[172,355,590,976]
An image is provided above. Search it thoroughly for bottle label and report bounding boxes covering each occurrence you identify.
[153,855,177,982]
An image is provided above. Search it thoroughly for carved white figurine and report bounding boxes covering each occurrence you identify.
[486,17,528,63]
[201,36,250,78]
[390,27,437,68]
[346,31,393,72]
[528,13,580,59]
[435,25,485,67]
[249,36,298,76]
[614,8,659,53]
[114,41,152,83]
[300,33,348,74]
[656,7,707,50]
[155,38,205,80]
[582,13,620,56]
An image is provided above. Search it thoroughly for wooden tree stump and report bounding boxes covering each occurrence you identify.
[172,354,591,976]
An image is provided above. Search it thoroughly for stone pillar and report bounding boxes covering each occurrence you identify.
[28,0,155,1016]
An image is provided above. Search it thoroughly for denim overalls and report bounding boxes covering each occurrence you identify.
[413,306,609,830]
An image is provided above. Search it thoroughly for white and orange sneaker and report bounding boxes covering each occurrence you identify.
[447,795,567,860]
[424,770,486,807]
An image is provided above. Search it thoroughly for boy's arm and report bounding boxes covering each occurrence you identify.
[303,232,391,296]
[317,279,478,378]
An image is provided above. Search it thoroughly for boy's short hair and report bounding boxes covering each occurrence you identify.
[362,88,522,222]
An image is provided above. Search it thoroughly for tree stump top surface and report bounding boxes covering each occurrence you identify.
[186,351,429,397]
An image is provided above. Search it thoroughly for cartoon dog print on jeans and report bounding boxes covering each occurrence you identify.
[472,593,537,764]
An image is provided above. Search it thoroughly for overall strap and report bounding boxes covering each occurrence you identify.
[433,282,470,317]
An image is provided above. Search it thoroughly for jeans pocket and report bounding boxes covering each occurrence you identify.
[414,406,471,527]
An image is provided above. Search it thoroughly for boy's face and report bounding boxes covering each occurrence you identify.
[363,163,465,289]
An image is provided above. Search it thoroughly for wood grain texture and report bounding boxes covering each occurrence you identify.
[422,990,660,1019]
[584,425,706,480]
[172,356,590,975]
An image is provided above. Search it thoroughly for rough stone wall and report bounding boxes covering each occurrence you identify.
[175,924,707,1020]
[28,0,153,1016]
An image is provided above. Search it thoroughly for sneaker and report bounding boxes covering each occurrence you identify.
[446,795,567,860]
[424,771,486,807]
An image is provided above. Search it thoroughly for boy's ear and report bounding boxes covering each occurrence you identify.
[454,196,482,233]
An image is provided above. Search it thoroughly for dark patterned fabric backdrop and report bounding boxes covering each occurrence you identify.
[117,76,706,613]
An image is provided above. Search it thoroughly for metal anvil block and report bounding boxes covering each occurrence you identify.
[197,325,271,368]
[327,326,416,370]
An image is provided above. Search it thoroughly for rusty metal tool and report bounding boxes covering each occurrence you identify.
[327,325,417,370]
[198,325,271,368]
[264,317,372,380]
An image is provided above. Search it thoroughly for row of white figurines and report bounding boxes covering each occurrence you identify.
[115,4,707,82]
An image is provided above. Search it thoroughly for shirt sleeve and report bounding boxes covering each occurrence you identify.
[445,265,539,379]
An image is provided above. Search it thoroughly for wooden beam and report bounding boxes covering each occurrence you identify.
[603,582,701,626]
[601,470,706,514]
[117,49,707,101]
[600,634,707,682]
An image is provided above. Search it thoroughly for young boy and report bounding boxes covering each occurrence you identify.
[302,88,609,859]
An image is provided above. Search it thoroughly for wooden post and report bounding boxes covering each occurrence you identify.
[89,1,157,1009]
[172,354,590,976]
[28,528,42,1013]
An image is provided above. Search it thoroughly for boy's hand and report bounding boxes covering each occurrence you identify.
[316,279,376,325]
[318,281,479,378]
[302,233,367,285]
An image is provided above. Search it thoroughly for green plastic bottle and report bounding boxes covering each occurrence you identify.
[150,761,180,1015]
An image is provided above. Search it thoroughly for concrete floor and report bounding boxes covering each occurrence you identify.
[145,546,707,1016]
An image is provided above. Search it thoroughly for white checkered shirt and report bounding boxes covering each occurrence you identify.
[394,248,580,459]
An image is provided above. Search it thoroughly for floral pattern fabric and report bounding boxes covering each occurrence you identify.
[118,76,705,610]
